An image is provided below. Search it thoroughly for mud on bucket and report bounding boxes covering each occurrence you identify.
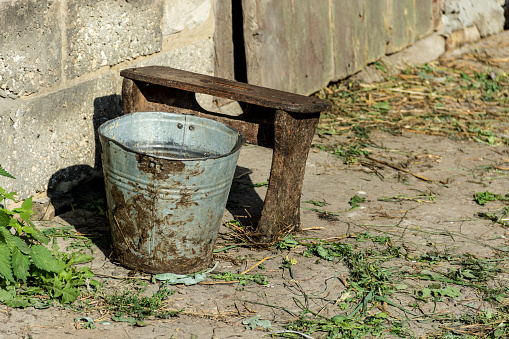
[98,112,244,274]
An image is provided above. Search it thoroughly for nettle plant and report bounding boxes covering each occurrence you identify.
[0,166,97,307]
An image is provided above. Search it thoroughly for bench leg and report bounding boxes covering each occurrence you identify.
[256,110,320,242]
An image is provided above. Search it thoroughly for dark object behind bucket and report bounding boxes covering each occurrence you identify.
[98,112,244,274]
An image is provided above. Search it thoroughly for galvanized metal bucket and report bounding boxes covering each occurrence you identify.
[98,112,244,274]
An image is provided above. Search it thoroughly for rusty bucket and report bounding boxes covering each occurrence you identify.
[98,112,244,274]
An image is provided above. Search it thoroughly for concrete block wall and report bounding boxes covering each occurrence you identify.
[0,0,215,199]
[440,0,505,37]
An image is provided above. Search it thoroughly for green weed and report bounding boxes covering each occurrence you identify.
[348,195,366,209]
[303,199,327,207]
[105,284,179,322]
[374,61,387,73]
[0,166,98,306]
[210,271,268,286]
[474,191,508,205]
[271,233,509,338]
[275,235,300,250]
[474,191,509,226]
[276,237,412,337]
[333,145,370,164]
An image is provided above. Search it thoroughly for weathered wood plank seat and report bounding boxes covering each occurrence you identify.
[120,66,331,242]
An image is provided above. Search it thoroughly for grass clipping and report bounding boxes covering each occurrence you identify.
[314,59,509,156]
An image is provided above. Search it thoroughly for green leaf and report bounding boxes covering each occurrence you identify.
[112,316,139,325]
[21,197,33,211]
[242,315,272,330]
[0,166,15,179]
[69,254,94,265]
[79,266,95,279]
[332,315,347,323]
[316,245,334,261]
[0,210,10,228]
[12,237,30,254]
[0,187,16,201]
[24,287,44,295]
[155,272,207,285]
[373,101,390,111]
[17,198,34,222]
[4,297,30,308]
[28,227,50,245]
[155,262,218,285]
[47,277,79,303]
[33,300,53,309]
[0,227,15,248]
[461,270,476,279]
[474,191,503,205]
[50,277,63,298]
[441,286,460,298]
[0,227,30,254]
[0,243,14,283]
[11,247,30,283]
[30,244,64,273]
[0,288,14,302]
[303,199,327,207]
[362,290,373,315]
[59,270,73,282]
[61,284,79,304]
[20,212,31,222]
[348,195,366,209]
[74,317,95,329]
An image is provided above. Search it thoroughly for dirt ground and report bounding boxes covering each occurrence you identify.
[2,32,509,339]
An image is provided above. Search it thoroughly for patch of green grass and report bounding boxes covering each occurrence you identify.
[432,310,509,338]
[105,284,180,322]
[474,191,508,205]
[314,64,509,150]
[274,237,413,337]
[474,191,509,227]
[269,232,509,338]
[332,145,371,164]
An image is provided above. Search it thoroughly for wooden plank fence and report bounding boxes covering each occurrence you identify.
[241,0,435,95]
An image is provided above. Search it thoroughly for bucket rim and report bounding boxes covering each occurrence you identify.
[98,111,245,161]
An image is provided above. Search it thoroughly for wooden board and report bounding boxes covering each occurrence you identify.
[120,66,331,113]
[242,0,333,95]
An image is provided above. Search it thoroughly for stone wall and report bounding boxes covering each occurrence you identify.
[0,0,214,198]
[0,0,506,200]
[439,0,505,50]
[440,0,505,37]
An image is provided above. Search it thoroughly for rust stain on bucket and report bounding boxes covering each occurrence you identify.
[136,153,186,180]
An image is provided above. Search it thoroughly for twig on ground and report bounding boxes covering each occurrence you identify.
[365,155,433,182]
[242,256,270,275]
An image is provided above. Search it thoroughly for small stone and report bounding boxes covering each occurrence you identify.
[32,196,56,220]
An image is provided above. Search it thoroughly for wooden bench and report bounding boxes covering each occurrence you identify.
[120,66,331,242]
